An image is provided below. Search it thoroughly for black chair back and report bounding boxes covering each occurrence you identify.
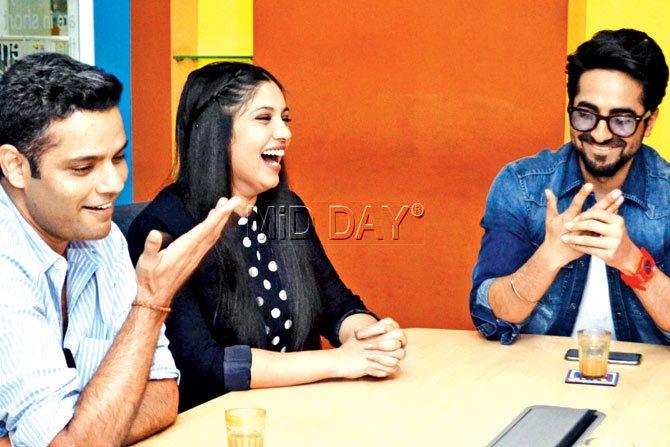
[113,202,148,238]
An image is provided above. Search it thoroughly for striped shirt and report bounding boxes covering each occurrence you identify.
[0,185,179,447]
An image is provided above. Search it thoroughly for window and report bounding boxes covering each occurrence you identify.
[0,0,85,73]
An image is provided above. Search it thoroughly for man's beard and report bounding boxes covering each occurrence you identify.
[575,133,633,178]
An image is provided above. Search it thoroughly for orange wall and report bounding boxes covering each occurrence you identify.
[255,1,568,329]
[130,0,174,201]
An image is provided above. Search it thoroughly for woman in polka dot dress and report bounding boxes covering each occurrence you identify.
[127,62,407,412]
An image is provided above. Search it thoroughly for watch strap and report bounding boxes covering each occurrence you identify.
[620,247,656,291]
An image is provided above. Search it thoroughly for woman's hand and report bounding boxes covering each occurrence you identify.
[334,335,404,379]
[332,317,407,379]
[355,318,407,347]
[0,435,10,447]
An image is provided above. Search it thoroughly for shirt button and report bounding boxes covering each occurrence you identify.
[570,303,577,310]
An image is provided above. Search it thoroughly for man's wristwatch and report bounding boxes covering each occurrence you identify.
[620,247,656,291]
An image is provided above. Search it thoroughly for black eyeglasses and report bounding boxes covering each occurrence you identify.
[567,106,651,138]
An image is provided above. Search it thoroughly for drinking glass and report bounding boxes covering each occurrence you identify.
[578,328,611,379]
[225,408,266,447]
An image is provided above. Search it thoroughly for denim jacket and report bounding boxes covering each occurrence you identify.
[470,143,670,345]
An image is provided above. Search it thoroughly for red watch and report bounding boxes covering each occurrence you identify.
[620,247,656,291]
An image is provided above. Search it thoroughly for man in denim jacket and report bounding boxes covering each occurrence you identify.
[470,29,670,345]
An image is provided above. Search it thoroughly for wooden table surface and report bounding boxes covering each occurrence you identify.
[135,329,670,446]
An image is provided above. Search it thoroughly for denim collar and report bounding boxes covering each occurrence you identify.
[557,143,585,199]
[558,142,650,211]
[619,145,648,209]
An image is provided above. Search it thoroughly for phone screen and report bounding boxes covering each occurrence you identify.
[564,349,641,365]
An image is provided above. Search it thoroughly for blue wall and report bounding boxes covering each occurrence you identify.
[93,0,133,204]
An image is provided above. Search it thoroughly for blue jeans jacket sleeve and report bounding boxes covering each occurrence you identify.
[471,278,523,344]
[470,164,540,344]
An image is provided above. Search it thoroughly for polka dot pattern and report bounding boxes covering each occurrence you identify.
[237,209,293,352]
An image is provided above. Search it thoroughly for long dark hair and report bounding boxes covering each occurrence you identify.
[175,62,320,350]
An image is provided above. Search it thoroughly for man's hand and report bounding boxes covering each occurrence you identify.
[135,196,240,307]
[542,184,623,271]
[0,435,10,447]
[542,184,594,270]
[48,199,240,447]
[562,207,641,272]
[563,193,670,332]
[488,185,624,323]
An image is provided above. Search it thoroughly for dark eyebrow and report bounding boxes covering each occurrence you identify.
[575,101,599,112]
[67,140,128,164]
[609,107,639,115]
[576,101,639,116]
[252,106,291,113]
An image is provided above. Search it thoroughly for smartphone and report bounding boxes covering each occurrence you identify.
[564,348,642,365]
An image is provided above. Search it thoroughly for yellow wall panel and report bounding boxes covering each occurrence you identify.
[197,0,253,67]
[168,0,254,172]
[567,0,587,53]
[170,0,198,173]
[565,0,588,142]
[567,0,670,158]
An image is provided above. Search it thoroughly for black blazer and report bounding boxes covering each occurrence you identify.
[127,185,372,411]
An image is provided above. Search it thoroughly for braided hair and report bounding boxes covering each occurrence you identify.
[174,62,321,349]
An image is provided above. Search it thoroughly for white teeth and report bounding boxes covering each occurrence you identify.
[95,203,112,209]
[262,149,285,156]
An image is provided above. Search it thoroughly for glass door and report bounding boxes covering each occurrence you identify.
[0,0,85,73]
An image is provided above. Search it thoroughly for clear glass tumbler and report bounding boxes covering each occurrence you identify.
[225,408,266,447]
[577,328,611,379]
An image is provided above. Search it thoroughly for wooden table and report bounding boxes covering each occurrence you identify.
[135,329,670,446]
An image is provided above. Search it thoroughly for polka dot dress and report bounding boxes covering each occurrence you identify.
[237,208,293,352]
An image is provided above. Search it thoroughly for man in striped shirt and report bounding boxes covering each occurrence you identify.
[0,54,240,446]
